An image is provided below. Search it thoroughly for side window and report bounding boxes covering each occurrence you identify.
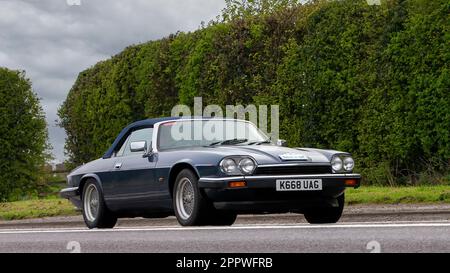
[115,134,131,157]
[122,127,154,156]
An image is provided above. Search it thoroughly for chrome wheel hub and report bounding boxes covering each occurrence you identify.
[83,184,100,222]
[176,177,195,220]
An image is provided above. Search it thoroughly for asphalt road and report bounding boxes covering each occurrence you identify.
[1,205,449,253]
[0,220,449,253]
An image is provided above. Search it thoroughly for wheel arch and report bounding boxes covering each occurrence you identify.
[78,173,103,197]
[168,162,200,198]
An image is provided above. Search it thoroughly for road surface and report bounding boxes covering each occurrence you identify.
[0,219,449,253]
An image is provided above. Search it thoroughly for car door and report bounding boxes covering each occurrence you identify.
[106,127,161,211]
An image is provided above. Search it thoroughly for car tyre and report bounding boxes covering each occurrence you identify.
[208,211,237,226]
[304,193,345,224]
[173,169,214,226]
[82,179,117,229]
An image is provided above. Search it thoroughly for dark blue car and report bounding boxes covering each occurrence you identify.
[61,117,361,228]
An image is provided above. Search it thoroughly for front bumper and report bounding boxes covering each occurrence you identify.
[198,173,361,212]
[60,187,81,208]
[199,173,361,188]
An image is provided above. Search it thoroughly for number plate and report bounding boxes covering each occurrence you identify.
[276,179,322,191]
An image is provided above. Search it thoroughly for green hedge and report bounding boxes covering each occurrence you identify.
[58,0,449,185]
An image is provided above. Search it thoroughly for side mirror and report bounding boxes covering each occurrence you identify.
[130,141,147,153]
[276,139,287,147]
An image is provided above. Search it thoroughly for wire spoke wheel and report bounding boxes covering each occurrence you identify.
[83,184,100,222]
[175,177,195,220]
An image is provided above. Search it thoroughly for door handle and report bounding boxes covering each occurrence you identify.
[114,162,122,169]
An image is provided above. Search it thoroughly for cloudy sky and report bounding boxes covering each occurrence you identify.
[0,0,225,163]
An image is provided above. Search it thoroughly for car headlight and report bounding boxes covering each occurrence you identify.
[238,158,256,174]
[343,157,354,171]
[220,158,238,174]
[220,157,256,175]
[331,156,343,172]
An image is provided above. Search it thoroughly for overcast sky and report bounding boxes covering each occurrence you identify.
[0,0,225,163]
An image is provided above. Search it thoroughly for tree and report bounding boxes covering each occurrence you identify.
[0,68,50,201]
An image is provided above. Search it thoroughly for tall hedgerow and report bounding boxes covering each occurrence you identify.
[59,0,449,185]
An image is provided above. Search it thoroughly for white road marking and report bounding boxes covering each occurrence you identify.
[0,221,450,234]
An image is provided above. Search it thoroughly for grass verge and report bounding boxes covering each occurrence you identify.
[1,186,449,220]
[346,185,450,205]
[0,198,78,221]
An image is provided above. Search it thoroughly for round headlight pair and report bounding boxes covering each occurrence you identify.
[220,157,256,175]
[220,158,239,174]
[331,155,354,172]
[239,158,256,174]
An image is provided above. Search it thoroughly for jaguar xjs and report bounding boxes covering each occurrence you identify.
[60,117,361,228]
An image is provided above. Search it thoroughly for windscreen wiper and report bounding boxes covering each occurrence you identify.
[247,140,272,145]
[208,138,248,146]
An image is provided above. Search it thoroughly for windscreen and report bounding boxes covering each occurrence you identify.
[157,119,268,150]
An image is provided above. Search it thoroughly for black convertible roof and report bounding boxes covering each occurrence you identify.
[102,117,181,159]
[102,116,219,159]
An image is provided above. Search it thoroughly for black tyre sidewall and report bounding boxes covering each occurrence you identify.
[208,211,237,226]
[173,169,209,226]
[81,179,117,229]
[304,193,345,224]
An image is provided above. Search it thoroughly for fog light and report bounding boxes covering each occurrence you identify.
[229,181,246,188]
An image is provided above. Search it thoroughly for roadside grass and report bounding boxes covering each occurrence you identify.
[346,185,450,205]
[0,198,78,221]
[1,185,450,220]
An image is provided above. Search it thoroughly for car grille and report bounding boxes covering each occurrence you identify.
[254,165,332,175]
